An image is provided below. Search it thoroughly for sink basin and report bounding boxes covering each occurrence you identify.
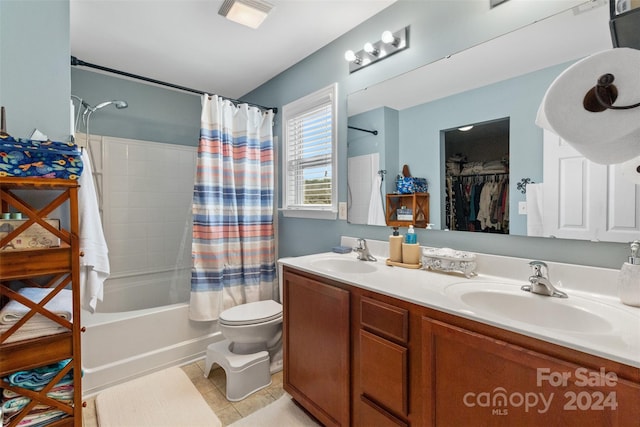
[444,282,621,334]
[309,258,378,274]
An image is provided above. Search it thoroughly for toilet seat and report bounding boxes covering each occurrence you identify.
[219,300,282,326]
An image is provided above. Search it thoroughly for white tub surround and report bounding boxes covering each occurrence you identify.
[278,237,640,369]
[81,272,221,397]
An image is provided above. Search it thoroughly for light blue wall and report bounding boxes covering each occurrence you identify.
[0,0,70,141]
[71,68,200,146]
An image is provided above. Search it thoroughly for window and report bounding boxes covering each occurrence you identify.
[282,83,338,219]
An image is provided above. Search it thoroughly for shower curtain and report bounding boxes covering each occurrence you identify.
[190,95,276,321]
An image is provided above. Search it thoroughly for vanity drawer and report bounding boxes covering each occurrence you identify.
[361,296,408,344]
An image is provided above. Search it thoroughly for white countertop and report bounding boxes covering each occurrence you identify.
[278,237,640,369]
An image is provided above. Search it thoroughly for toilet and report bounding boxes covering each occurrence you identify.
[203,299,283,402]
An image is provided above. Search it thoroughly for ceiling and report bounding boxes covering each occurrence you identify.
[70,0,397,100]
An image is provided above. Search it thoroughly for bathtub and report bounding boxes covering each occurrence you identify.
[81,270,222,396]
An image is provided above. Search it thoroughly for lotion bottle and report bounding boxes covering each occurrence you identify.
[618,240,640,307]
[389,227,403,263]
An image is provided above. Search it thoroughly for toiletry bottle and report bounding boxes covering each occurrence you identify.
[402,225,420,264]
[618,240,640,307]
[405,225,417,244]
[389,227,403,262]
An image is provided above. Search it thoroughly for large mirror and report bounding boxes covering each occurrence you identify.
[347,3,639,242]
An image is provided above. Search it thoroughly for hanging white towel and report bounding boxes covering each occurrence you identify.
[367,173,386,226]
[526,183,544,236]
[78,149,110,312]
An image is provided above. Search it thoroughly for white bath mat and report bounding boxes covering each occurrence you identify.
[96,367,221,427]
[229,394,320,427]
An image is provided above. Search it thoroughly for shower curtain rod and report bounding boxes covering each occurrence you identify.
[70,56,277,114]
[348,125,378,135]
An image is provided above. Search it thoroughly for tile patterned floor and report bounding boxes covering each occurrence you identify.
[82,359,285,426]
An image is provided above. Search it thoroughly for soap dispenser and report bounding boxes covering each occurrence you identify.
[389,227,403,263]
[618,240,640,307]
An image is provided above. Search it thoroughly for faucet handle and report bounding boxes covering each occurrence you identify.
[529,260,548,276]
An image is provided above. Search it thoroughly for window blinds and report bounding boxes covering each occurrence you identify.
[285,103,333,207]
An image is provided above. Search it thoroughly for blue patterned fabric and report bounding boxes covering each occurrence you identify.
[396,176,428,194]
[0,136,83,179]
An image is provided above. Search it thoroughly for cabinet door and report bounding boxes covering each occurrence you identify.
[422,317,640,427]
[283,270,350,427]
[360,330,408,417]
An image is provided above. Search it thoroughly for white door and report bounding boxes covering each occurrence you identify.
[543,130,640,242]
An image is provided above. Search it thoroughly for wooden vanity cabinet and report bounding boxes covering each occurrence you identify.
[422,318,640,426]
[282,266,640,427]
[282,267,350,427]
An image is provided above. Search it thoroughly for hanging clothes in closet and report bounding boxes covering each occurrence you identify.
[446,174,509,233]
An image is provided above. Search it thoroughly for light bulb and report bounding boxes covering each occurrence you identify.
[344,50,357,62]
[381,30,395,44]
[364,42,379,56]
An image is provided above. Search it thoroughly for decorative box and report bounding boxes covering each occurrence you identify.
[0,219,61,250]
[397,208,413,221]
[422,247,477,278]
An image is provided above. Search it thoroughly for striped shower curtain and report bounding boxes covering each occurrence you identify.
[190,95,276,321]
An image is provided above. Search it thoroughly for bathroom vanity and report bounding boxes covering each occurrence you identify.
[280,245,640,426]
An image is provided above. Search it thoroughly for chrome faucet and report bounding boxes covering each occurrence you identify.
[353,238,376,261]
[521,261,568,298]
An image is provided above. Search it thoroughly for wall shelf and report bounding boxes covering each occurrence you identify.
[386,193,430,228]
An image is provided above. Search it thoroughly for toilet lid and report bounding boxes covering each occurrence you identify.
[219,300,282,326]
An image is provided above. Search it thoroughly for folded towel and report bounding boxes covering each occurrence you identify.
[5,359,72,391]
[2,395,31,416]
[3,408,67,427]
[0,323,68,344]
[0,288,72,325]
[4,387,72,401]
[2,384,74,413]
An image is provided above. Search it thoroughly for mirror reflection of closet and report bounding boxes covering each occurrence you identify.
[443,117,510,234]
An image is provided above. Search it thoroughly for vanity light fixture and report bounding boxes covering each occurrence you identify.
[218,0,274,29]
[345,26,409,73]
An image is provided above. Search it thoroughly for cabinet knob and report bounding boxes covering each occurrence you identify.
[79,251,85,257]
[81,327,86,333]
[82,401,87,408]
